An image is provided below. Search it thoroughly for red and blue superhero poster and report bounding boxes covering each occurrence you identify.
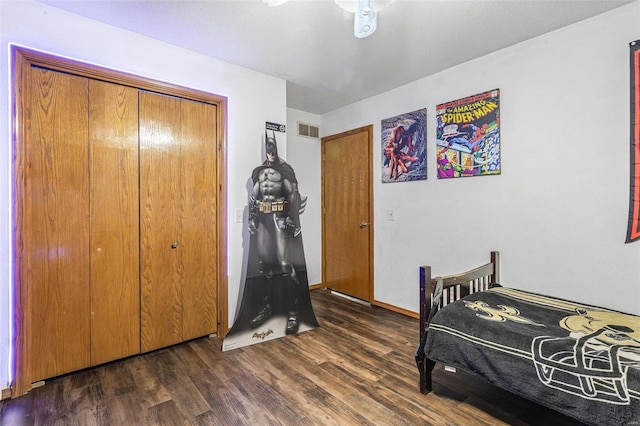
[626,40,640,243]
[436,89,501,179]
[381,108,427,183]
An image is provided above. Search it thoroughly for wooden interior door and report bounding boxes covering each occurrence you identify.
[88,80,140,365]
[139,91,218,352]
[23,67,91,381]
[322,126,373,301]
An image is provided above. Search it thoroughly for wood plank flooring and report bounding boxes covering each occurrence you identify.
[0,289,585,425]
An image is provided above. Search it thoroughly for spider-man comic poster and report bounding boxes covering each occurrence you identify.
[626,40,640,243]
[436,89,501,179]
[381,108,427,183]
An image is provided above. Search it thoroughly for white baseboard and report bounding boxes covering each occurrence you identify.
[329,290,371,307]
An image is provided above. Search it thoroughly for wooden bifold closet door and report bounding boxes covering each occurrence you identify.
[23,70,141,381]
[139,91,218,352]
[15,50,222,395]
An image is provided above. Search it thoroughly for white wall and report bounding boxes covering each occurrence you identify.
[0,0,286,390]
[322,3,640,316]
[286,108,322,285]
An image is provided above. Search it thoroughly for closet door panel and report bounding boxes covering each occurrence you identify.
[25,68,90,381]
[179,98,218,341]
[89,80,140,365]
[140,92,182,351]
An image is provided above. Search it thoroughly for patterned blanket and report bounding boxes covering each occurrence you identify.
[423,288,640,426]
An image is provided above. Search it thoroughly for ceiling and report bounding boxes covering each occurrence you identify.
[37,0,633,114]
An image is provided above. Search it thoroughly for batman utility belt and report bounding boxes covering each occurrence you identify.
[258,200,287,214]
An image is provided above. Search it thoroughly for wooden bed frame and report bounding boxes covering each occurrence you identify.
[418,251,500,394]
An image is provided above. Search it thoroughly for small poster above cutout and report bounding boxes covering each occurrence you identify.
[381,108,427,183]
[436,89,501,178]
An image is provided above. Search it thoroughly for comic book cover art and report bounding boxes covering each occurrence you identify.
[436,89,500,179]
[381,108,427,183]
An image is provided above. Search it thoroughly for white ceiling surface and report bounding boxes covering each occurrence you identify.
[37,0,633,114]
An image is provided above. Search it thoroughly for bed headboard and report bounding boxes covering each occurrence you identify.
[420,251,500,317]
[419,251,500,335]
[417,251,500,393]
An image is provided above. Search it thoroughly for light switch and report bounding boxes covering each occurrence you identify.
[235,209,243,223]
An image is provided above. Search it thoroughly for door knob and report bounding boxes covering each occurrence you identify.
[359,222,369,228]
[171,241,179,249]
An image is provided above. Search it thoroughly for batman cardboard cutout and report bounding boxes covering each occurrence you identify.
[223,131,318,350]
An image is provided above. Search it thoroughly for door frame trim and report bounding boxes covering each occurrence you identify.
[321,125,374,302]
[11,46,228,397]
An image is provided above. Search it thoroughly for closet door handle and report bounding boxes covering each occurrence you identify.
[171,241,179,249]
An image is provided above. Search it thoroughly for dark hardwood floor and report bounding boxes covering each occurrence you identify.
[0,289,585,425]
